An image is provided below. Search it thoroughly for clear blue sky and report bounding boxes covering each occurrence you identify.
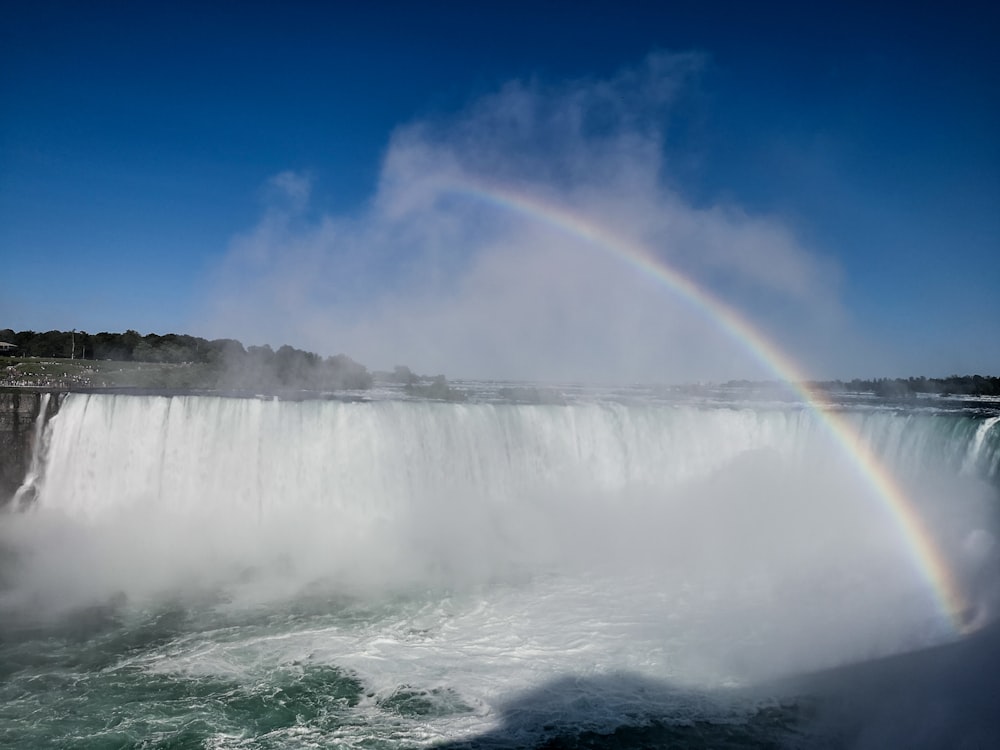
[2,1,997,381]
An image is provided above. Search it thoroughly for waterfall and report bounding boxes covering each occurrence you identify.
[11,392,52,509]
[3,392,998,749]
[34,394,999,521]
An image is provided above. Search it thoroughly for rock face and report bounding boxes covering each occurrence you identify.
[0,390,60,507]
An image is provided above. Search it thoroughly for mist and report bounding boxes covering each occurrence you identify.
[204,53,851,384]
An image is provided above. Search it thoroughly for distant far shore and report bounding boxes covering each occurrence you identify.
[2,326,998,397]
[3,354,999,399]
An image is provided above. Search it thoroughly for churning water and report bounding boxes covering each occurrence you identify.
[2,390,999,748]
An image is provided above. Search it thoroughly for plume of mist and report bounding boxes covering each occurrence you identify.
[205,52,848,384]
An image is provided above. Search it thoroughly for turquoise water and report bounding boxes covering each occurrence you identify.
[5,580,998,748]
[0,589,805,749]
[0,600,449,748]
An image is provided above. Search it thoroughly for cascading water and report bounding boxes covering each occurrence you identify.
[963,415,1000,478]
[1,391,998,748]
[10,392,52,510]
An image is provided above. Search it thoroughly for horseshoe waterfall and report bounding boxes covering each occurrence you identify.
[2,389,999,748]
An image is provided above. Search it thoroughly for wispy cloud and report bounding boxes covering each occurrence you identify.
[206,52,846,383]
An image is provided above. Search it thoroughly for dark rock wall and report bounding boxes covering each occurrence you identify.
[0,390,61,506]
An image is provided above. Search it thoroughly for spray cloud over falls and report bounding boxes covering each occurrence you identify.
[207,53,847,383]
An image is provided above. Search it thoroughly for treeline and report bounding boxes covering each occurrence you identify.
[379,365,467,401]
[0,329,372,390]
[817,375,1000,397]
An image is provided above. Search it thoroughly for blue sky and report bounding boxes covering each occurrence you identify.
[2,1,997,382]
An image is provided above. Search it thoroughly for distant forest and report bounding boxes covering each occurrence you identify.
[815,375,1000,397]
[0,328,373,390]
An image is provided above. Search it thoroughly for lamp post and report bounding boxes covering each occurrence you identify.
[71,329,76,360]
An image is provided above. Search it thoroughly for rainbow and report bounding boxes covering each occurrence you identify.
[440,176,972,635]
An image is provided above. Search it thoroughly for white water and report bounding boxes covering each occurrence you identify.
[11,392,51,509]
[3,393,999,745]
[964,415,1000,478]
